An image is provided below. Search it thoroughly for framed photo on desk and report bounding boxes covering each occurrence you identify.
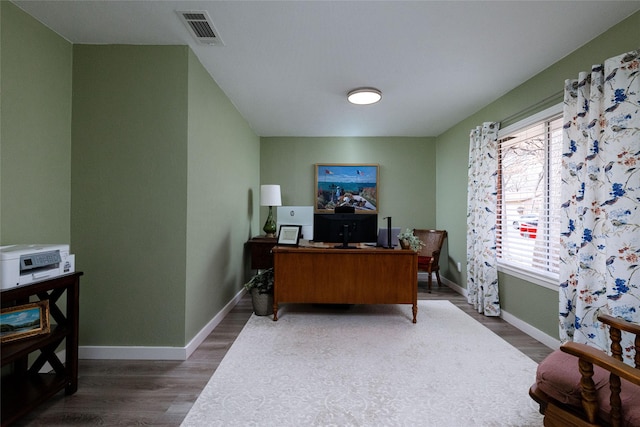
[278,225,302,246]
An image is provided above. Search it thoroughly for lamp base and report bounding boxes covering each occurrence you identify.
[263,206,277,238]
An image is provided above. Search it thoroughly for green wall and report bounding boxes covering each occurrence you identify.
[72,45,259,347]
[2,2,259,349]
[0,2,72,244]
[435,11,640,338]
[185,50,260,341]
[260,137,436,233]
[71,45,190,346]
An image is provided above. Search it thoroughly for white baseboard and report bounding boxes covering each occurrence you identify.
[79,345,187,360]
[183,288,247,359]
[79,288,247,361]
[441,277,559,351]
[417,271,430,282]
[441,276,466,296]
[500,309,560,350]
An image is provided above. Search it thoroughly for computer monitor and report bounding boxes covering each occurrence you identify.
[313,213,378,249]
[277,206,314,240]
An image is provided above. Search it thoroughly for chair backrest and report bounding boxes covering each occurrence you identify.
[413,229,447,259]
[599,314,640,368]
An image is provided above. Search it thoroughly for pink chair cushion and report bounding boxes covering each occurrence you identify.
[536,349,640,425]
[417,256,432,269]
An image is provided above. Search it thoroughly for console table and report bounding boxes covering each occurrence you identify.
[272,244,417,322]
[247,236,277,270]
[1,272,82,427]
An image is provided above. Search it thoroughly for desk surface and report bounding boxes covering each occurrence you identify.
[273,240,407,253]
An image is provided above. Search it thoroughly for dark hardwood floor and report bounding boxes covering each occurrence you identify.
[12,282,553,426]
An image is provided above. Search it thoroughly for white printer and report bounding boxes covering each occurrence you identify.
[0,244,75,290]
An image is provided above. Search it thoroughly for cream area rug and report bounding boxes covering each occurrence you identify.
[182,301,543,426]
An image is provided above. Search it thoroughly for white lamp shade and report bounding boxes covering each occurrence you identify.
[260,185,282,206]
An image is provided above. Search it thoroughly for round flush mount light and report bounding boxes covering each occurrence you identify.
[347,87,382,105]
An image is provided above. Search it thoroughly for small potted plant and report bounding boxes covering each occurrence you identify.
[397,229,424,252]
[244,268,274,316]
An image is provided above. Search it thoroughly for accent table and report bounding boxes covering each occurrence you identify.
[1,272,82,427]
[247,236,277,270]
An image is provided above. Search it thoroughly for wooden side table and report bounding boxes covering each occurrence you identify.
[1,272,82,426]
[247,236,277,270]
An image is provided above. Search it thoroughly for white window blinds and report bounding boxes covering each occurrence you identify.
[496,110,562,280]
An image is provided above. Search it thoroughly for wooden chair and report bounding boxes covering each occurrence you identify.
[412,229,447,292]
[530,314,640,426]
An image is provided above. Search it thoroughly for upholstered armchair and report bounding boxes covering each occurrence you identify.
[530,314,640,426]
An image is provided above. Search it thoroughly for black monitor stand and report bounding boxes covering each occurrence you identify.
[384,216,393,249]
[334,224,358,249]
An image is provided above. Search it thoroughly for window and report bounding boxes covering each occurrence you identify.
[496,104,562,285]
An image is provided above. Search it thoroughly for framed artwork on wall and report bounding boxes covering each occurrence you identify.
[314,163,379,214]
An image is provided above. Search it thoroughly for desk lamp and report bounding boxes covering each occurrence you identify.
[260,184,282,237]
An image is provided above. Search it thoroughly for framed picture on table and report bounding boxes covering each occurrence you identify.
[314,163,379,214]
[277,225,302,246]
[1,300,50,343]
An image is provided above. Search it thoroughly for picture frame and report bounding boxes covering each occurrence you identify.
[315,163,379,214]
[277,225,302,246]
[1,300,50,343]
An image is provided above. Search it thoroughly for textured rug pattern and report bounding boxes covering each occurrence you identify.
[182,301,543,426]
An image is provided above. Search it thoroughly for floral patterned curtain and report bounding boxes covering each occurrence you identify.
[467,122,501,316]
[559,49,640,364]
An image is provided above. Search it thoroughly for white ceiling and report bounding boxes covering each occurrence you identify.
[12,1,640,137]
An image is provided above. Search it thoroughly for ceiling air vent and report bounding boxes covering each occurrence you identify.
[177,10,224,46]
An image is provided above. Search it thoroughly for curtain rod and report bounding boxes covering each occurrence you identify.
[499,90,564,126]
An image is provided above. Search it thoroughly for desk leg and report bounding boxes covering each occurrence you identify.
[412,303,417,323]
[273,302,278,321]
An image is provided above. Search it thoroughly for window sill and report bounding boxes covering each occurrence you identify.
[497,263,559,291]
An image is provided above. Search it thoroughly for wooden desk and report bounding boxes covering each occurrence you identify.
[272,244,418,322]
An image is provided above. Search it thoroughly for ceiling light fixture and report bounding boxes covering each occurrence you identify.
[347,87,382,105]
